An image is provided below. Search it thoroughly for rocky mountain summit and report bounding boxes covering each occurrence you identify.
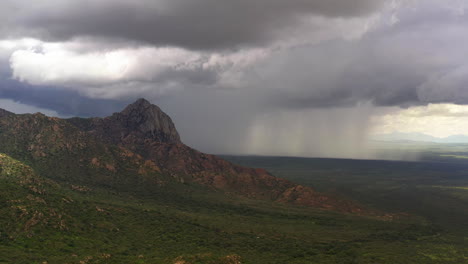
[69,98,181,145]
[0,99,364,213]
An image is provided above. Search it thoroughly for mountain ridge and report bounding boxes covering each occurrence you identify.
[0,99,365,213]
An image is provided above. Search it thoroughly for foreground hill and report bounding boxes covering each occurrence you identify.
[0,99,362,213]
[0,152,464,264]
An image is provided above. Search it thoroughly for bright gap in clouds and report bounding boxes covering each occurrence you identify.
[371,104,468,138]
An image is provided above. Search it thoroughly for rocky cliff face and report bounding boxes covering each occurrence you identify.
[0,99,365,213]
[69,98,180,146]
[0,111,166,189]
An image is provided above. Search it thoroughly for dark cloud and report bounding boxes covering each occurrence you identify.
[5,0,386,50]
[3,1,468,112]
[245,4,468,109]
[0,79,126,117]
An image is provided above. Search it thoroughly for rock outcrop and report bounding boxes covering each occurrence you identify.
[68,98,180,146]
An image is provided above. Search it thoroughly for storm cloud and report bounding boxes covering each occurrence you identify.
[3,0,387,50]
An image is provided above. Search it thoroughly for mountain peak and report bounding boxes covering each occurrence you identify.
[121,98,154,114]
[129,98,151,108]
[108,98,181,144]
[93,98,180,144]
[67,98,181,144]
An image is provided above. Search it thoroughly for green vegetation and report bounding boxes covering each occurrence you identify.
[224,153,468,263]
[0,151,467,263]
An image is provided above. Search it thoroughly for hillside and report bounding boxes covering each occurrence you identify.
[1,152,465,263]
[0,99,363,213]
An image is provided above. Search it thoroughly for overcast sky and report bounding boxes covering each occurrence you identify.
[1,0,468,158]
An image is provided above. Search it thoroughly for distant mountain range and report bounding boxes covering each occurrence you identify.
[373,132,468,143]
